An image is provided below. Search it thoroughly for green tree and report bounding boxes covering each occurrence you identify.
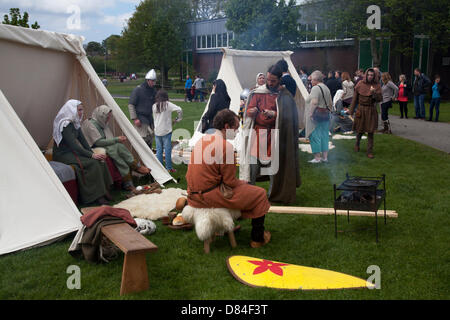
[305,0,390,68]
[224,0,302,50]
[3,8,40,29]
[117,0,191,86]
[86,41,105,56]
[191,0,227,20]
[306,0,450,73]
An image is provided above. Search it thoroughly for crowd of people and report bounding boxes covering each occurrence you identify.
[299,66,448,160]
[51,60,446,248]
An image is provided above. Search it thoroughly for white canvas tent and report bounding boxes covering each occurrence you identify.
[189,48,309,147]
[0,90,82,255]
[0,25,173,255]
[0,24,174,186]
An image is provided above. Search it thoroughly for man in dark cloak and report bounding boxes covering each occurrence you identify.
[240,64,301,205]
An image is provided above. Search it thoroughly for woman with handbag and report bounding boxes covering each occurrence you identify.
[305,71,333,163]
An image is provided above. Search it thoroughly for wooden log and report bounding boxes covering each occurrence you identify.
[268,206,397,218]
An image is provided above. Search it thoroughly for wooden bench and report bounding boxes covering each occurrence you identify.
[101,223,158,295]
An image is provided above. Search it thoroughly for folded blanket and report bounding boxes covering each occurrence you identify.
[80,206,136,228]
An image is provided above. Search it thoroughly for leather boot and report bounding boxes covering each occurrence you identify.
[367,133,374,158]
[385,120,392,134]
[378,121,387,133]
[354,133,362,152]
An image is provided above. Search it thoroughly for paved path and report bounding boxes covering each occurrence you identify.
[388,115,450,153]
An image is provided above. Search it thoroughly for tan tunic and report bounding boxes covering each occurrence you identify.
[349,70,382,133]
[186,131,270,219]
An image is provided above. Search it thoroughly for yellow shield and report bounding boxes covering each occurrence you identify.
[227,256,374,290]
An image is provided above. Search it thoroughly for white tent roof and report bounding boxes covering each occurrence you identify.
[0,90,82,255]
[189,48,308,147]
[0,24,174,186]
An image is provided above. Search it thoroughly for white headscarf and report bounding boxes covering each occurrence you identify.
[255,73,265,87]
[53,99,83,146]
[81,105,114,147]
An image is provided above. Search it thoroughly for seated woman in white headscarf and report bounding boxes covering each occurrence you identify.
[251,72,266,90]
[81,105,150,191]
[52,100,113,205]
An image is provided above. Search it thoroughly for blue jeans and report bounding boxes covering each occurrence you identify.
[429,98,440,121]
[414,94,425,118]
[155,132,173,170]
[310,120,330,154]
[194,89,204,102]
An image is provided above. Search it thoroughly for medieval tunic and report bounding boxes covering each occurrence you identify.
[349,69,382,133]
[128,81,156,144]
[186,131,270,220]
[246,89,278,159]
[81,106,135,179]
[53,123,113,204]
[241,86,301,205]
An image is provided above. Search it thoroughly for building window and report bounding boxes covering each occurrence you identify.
[207,35,212,48]
[223,33,228,47]
[202,35,206,48]
[212,34,216,48]
[197,36,201,49]
[217,33,222,47]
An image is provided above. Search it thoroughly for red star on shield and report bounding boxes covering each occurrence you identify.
[248,259,289,276]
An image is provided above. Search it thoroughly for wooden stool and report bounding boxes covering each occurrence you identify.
[203,229,237,254]
[101,223,158,295]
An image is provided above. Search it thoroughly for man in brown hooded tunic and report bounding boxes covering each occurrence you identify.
[349,68,382,158]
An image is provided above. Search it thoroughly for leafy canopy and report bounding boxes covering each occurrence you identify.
[224,0,302,50]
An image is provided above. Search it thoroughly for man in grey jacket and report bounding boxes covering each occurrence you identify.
[128,69,157,148]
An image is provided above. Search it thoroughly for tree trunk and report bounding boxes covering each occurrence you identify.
[370,33,383,68]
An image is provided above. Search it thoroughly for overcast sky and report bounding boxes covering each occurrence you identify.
[0,0,140,43]
[1,0,307,44]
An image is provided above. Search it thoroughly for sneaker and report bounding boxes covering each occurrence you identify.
[250,231,271,248]
[308,158,321,163]
[321,159,328,163]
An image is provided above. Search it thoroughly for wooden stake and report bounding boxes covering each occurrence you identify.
[268,206,397,218]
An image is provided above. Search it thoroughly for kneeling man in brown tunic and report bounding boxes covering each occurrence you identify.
[186,109,271,248]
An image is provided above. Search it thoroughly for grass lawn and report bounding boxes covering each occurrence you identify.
[1,99,449,300]
[389,100,450,122]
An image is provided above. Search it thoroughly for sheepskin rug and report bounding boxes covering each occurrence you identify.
[182,205,241,241]
[332,134,367,140]
[114,188,186,220]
